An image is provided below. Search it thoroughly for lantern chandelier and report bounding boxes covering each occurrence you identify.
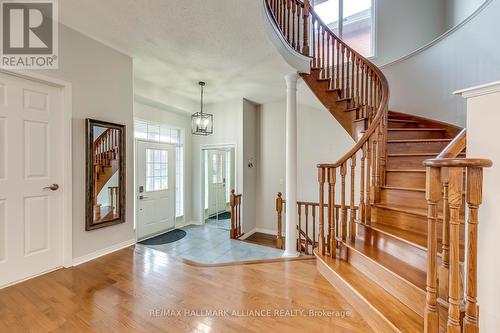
[191,81,214,136]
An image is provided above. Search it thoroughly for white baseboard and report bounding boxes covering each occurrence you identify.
[238,228,256,240]
[239,228,277,240]
[72,238,136,266]
[255,228,277,235]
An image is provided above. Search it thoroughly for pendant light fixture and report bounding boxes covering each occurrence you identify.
[191,81,214,136]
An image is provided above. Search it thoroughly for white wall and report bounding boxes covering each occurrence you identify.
[374,0,447,66]
[134,98,194,223]
[462,84,500,332]
[34,25,134,259]
[255,83,355,232]
[381,0,499,127]
[445,0,486,29]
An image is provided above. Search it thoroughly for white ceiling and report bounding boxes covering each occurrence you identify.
[59,0,297,109]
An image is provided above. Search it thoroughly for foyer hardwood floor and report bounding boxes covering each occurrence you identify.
[0,246,373,333]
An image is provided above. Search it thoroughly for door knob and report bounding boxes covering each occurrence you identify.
[43,184,59,191]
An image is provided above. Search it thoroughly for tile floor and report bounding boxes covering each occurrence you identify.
[143,220,285,264]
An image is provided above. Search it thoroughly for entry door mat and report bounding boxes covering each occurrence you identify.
[139,229,187,245]
[211,211,231,220]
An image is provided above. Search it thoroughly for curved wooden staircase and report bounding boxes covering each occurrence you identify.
[264,0,492,332]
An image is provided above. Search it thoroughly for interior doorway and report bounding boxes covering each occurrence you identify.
[202,146,236,230]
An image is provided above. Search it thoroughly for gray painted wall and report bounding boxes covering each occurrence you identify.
[34,25,135,259]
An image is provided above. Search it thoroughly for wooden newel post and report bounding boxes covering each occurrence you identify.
[424,166,440,333]
[230,190,236,239]
[318,167,326,255]
[302,0,310,56]
[276,192,284,249]
[463,167,483,333]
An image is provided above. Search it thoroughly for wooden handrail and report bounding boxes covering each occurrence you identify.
[265,0,389,260]
[436,128,466,159]
[424,158,492,168]
[423,129,492,332]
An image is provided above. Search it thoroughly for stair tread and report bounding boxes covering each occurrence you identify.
[345,238,426,290]
[316,252,424,331]
[353,117,368,123]
[388,119,420,123]
[375,203,429,218]
[382,185,425,192]
[388,138,452,143]
[365,222,428,253]
[386,169,425,173]
[387,128,447,131]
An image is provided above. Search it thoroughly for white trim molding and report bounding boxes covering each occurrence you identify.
[454,81,500,99]
[72,239,136,266]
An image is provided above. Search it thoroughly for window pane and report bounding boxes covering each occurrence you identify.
[343,0,372,57]
[135,120,148,140]
[147,124,160,141]
[145,148,169,192]
[160,126,171,143]
[171,129,179,144]
[314,0,340,35]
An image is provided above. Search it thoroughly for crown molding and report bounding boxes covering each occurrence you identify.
[454,81,500,99]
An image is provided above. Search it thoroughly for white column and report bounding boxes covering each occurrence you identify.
[283,73,300,257]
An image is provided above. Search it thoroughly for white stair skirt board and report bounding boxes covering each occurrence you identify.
[72,239,136,266]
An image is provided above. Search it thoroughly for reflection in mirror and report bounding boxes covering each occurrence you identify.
[86,119,126,231]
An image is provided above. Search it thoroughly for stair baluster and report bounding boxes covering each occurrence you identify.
[349,156,356,241]
[340,163,347,243]
[463,167,483,332]
[424,166,440,332]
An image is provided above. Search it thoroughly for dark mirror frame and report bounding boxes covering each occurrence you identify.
[85,119,126,231]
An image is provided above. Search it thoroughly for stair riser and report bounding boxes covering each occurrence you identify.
[345,245,425,317]
[317,79,331,91]
[380,188,427,211]
[387,130,446,140]
[387,141,450,154]
[386,156,431,170]
[386,171,426,188]
[388,120,425,129]
[372,206,431,235]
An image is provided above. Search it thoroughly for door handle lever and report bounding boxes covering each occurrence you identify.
[43,184,59,191]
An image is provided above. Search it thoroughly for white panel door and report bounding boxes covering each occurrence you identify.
[207,150,227,217]
[136,141,176,240]
[0,72,64,287]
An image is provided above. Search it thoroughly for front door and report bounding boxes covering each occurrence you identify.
[207,150,227,217]
[136,141,176,240]
[0,72,64,287]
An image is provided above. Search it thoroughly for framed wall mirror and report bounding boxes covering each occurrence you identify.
[86,119,126,231]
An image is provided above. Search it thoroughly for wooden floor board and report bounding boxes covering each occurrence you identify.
[0,245,374,333]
